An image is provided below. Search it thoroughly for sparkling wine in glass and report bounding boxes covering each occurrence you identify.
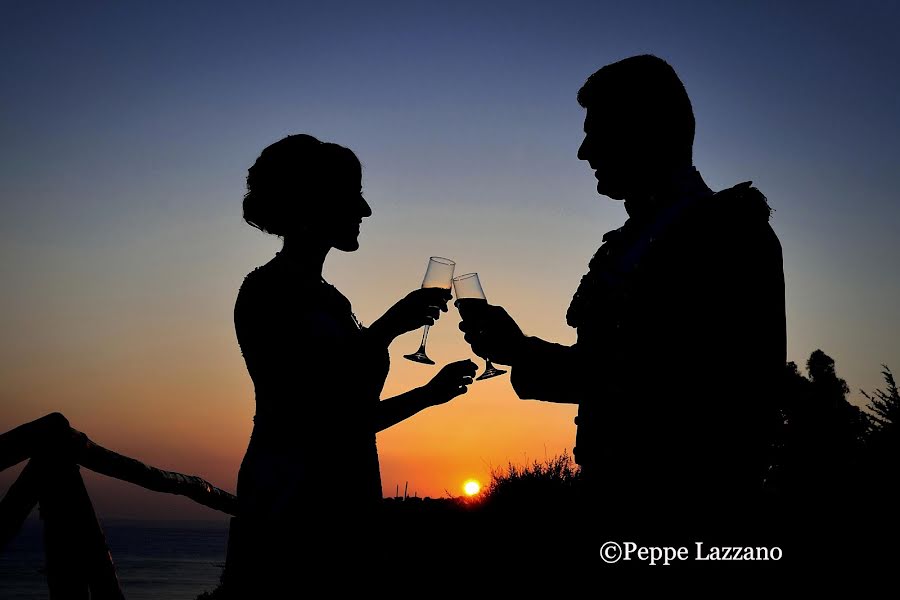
[452,272,507,380]
[403,256,456,365]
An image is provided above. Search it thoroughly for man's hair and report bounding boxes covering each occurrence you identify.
[577,55,695,162]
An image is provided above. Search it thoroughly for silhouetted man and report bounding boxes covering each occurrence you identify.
[460,55,786,548]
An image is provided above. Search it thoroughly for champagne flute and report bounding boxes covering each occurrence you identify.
[403,257,456,365]
[452,272,507,380]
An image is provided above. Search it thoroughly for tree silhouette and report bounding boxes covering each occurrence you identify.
[771,350,868,502]
[861,366,900,502]
[807,349,870,446]
[862,366,900,439]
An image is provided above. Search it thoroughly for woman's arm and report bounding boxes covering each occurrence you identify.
[367,288,452,347]
[374,360,477,432]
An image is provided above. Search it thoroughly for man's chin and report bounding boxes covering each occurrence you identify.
[597,181,626,201]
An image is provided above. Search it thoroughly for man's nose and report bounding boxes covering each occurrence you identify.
[577,138,589,161]
[360,196,372,218]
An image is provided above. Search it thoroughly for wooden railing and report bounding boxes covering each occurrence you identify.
[0,413,237,599]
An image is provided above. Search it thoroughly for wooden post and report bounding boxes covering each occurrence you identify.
[0,458,41,551]
[0,413,73,472]
[38,456,124,600]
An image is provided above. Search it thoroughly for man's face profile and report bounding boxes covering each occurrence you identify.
[578,108,635,201]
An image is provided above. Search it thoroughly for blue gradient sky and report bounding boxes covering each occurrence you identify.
[2,1,898,517]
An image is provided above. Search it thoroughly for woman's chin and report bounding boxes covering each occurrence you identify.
[333,238,361,252]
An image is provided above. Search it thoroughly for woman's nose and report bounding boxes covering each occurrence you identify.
[359,195,372,218]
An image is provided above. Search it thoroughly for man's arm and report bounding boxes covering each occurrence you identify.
[509,337,582,404]
[458,303,582,404]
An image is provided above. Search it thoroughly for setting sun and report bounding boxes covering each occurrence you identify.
[463,480,481,496]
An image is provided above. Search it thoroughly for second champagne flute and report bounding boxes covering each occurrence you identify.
[452,272,507,380]
[403,256,456,365]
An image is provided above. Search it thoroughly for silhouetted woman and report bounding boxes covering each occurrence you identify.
[222,134,475,590]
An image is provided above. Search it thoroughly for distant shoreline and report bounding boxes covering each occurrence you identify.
[17,514,230,528]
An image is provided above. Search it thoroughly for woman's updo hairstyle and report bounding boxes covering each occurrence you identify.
[243,134,361,236]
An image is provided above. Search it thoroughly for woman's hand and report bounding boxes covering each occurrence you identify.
[375,359,478,432]
[369,288,452,346]
[423,359,478,405]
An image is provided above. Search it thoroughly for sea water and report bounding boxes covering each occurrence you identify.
[0,517,229,600]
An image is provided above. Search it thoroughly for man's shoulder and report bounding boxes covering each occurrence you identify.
[679,182,776,242]
[696,181,773,226]
[656,182,782,274]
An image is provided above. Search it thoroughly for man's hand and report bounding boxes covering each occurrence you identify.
[457,302,526,366]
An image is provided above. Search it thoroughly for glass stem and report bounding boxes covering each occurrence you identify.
[417,325,431,353]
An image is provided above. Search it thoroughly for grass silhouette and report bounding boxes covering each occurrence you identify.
[481,451,580,511]
[197,453,579,596]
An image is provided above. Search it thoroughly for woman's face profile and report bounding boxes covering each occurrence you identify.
[314,165,372,252]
